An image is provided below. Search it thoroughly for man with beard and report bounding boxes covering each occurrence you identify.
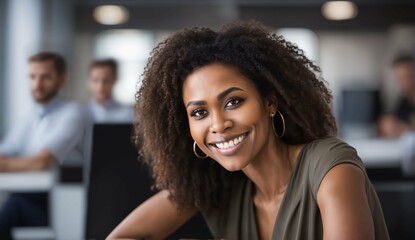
[0,52,85,239]
[378,55,415,138]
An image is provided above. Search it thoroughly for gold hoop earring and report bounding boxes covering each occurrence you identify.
[271,110,286,138]
[193,141,208,159]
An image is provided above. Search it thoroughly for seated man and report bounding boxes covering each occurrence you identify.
[0,52,86,239]
[86,59,133,123]
[378,54,415,138]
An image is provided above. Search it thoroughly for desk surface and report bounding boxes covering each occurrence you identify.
[347,138,402,168]
[0,171,54,192]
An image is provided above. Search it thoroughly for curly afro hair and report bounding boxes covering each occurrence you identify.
[134,20,337,213]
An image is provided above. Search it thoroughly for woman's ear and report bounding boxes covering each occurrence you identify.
[265,94,278,115]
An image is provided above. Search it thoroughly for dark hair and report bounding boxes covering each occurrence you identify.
[89,58,118,78]
[392,54,414,67]
[29,51,67,75]
[135,21,337,212]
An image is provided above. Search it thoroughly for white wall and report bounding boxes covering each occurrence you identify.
[3,0,45,132]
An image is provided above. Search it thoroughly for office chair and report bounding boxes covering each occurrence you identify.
[85,124,212,239]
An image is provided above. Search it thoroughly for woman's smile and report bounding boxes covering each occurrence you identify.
[208,132,250,156]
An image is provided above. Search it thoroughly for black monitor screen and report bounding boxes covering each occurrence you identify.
[340,89,381,124]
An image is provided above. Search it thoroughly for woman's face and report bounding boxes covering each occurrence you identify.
[182,63,276,171]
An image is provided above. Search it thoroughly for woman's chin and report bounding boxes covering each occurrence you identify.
[214,158,248,172]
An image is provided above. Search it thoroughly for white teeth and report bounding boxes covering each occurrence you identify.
[215,134,245,149]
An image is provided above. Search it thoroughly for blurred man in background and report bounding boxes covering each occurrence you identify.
[87,59,133,123]
[0,52,85,239]
[378,54,415,138]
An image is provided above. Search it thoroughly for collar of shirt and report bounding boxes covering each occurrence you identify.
[34,92,65,118]
[91,98,118,110]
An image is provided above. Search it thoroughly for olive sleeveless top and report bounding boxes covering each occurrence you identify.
[203,137,389,240]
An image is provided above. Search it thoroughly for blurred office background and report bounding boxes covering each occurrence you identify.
[1,0,415,137]
[2,0,415,137]
[0,0,415,239]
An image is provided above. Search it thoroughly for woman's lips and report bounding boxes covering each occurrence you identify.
[208,132,250,156]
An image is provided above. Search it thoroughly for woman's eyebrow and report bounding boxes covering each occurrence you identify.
[186,100,206,108]
[186,87,244,108]
[217,87,244,100]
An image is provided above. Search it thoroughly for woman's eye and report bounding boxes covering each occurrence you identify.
[225,98,244,109]
[190,109,208,119]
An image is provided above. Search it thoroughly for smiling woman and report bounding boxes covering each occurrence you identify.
[183,64,276,172]
[107,21,389,240]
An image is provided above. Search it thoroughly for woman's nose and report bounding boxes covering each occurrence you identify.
[209,112,233,133]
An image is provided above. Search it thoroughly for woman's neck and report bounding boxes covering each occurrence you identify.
[242,138,303,202]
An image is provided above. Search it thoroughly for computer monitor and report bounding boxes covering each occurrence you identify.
[340,88,381,124]
[339,88,382,139]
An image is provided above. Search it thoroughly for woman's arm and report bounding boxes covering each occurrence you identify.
[106,190,198,240]
[317,163,374,240]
